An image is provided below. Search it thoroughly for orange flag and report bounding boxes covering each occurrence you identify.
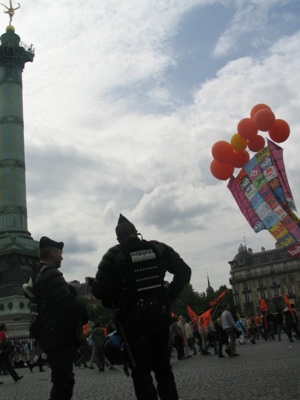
[199,307,214,329]
[283,294,294,316]
[187,305,198,330]
[260,298,268,312]
[209,289,227,307]
[82,323,89,335]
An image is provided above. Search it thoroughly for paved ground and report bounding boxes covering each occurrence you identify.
[1,336,299,400]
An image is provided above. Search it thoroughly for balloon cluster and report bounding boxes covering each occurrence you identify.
[210,103,290,180]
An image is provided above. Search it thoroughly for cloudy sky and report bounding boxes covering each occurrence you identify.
[3,0,300,293]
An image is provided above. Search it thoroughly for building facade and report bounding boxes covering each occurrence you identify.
[229,243,300,316]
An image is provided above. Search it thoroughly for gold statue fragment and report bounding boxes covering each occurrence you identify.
[0,0,20,26]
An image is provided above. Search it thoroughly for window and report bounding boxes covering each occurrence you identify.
[285,275,292,283]
[273,288,279,297]
[272,276,277,285]
[268,253,275,261]
[243,282,248,290]
[270,265,275,274]
[253,256,261,264]
[283,262,289,271]
[245,293,250,302]
[287,286,293,295]
[258,279,264,287]
[260,291,266,299]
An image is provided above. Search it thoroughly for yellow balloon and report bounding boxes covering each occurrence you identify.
[230,133,247,151]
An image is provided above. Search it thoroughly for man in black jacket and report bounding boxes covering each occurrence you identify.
[92,214,191,400]
[29,236,88,400]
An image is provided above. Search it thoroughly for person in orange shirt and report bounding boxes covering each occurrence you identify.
[0,323,23,383]
[254,314,262,339]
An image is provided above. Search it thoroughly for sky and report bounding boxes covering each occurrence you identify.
[1,0,300,294]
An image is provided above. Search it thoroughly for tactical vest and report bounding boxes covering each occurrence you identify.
[117,241,166,305]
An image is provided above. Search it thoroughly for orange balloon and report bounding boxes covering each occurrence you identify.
[232,150,250,168]
[250,103,271,118]
[237,118,258,140]
[248,135,265,152]
[211,141,234,163]
[252,108,276,131]
[230,133,247,151]
[210,159,234,180]
[268,119,290,143]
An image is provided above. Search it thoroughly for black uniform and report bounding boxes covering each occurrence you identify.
[92,232,191,400]
[32,263,88,400]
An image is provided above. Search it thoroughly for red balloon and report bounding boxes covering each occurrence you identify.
[232,150,250,168]
[210,159,234,180]
[250,103,271,118]
[252,108,276,131]
[248,135,265,152]
[211,141,234,163]
[237,118,258,140]
[268,119,290,143]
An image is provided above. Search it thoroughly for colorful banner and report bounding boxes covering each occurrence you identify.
[228,139,300,258]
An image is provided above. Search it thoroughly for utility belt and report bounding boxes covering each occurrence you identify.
[123,297,170,319]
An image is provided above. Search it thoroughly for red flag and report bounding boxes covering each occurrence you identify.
[283,294,294,315]
[199,307,214,329]
[187,305,198,330]
[209,289,227,307]
[260,298,268,312]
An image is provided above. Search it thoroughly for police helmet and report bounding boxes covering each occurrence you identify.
[103,331,127,365]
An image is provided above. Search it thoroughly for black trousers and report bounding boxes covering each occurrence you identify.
[38,321,77,400]
[0,353,19,381]
[127,329,178,400]
[46,344,75,400]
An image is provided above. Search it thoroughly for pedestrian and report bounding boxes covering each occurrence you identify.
[178,316,191,358]
[91,322,106,371]
[28,340,45,372]
[221,302,240,357]
[236,317,246,344]
[214,315,228,358]
[284,305,300,342]
[27,236,88,400]
[170,315,185,360]
[0,323,23,383]
[74,333,88,368]
[254,313,262,339]
[87,333,96,369]
[266,311,276,340]
[91,214,191,400]
[182,318,197,356]
[275,311,284,341]
[248,316,257,344]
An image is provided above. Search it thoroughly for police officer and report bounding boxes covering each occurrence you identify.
[92,215,191,400]
[31,236,88,400]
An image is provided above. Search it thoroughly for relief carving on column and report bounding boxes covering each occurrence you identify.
[0,205,27,216]
[0,115,23,125]
[0,159,25,169]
